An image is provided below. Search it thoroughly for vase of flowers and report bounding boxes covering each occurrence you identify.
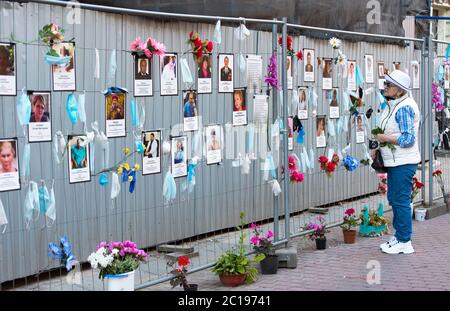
[168,255,198,291]
[340,208,361,244]
[303,216,329,250]
[250,224,278,274]
[87,240,148,291]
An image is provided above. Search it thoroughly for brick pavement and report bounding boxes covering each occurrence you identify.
[145,212,450,291]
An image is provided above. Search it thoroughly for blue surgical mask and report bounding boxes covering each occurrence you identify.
[163,171,176,203]
[66,94,79,124]
[24,181,39,228]
[17,88,31,126]
[38,183,50,214]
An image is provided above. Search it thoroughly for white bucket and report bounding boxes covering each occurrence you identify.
[104,270,135,291]
[414,208,427,222]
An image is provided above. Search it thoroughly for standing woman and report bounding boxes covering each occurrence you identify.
[374,70,421,255]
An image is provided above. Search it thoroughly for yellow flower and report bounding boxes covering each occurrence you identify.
[117,167,123,174]
[134,164,140,170]
[123,147,131,156]
[123,163,130,171]
[128,176,133,182]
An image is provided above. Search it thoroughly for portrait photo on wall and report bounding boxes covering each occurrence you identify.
[347,60,356,91]
[51,42,76,92]
[232,88,247,126]
[182,90,199,132]
[67,134,91,184]
[160,53,178,96]
[327,88,340,119]
[28,91,52,143]
[142,130,161,175]
[171,136,188,178]
[218,53,234,93]
[322,58,333,90]
[412,62,420,89]
[445,65,450,89]
[377,62,386,90]
[316,116,327,148]
[288,116,294,151]
[134,56,152,97]
[287,55,293,90]
[0,42,16,96]
[297,86,308,120]
[0,138,20,192]
[205,124,222,165]
[105,93,126,138]
[303,48,315,82]
[197,54,212,94]
[356,114,365,144]
[365,54,374,84]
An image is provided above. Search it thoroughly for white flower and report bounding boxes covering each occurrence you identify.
[87,247,114,269]
[111,248,119,255]
[329,37,341,49]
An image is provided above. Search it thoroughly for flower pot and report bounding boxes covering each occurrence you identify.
[219,273,246,287]
[414,208,427,222]
[315,238,327,250]
[104,270,135,291]
[183,284,198,291]
[343,229,357,244]
[260,255,278,275]
[411,202,414,218]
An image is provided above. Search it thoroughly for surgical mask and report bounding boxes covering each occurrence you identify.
[328,119,336,137]
[163,170,176,203]
[214,20,221,44]
[239,53,246,73]
[17,88,31,126]
[53,131,66,164]
[66,93,79,124]
[180,57,193,84]
[78,92,86,125]
[46,184,56,226]
[21,143,30,180]
[45,54,70,65]
[24,181,39,228]
[110,172,120,200]
[0,198,8,234]
[38,182,50,214]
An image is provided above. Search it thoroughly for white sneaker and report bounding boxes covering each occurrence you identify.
[382,240,415,254]
[379,236,397,250]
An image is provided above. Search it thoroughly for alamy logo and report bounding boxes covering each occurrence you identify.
[366,0,381,25]
[65,0,81,25]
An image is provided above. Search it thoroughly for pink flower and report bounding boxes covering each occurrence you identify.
[250,235,260,245]
[119,249,125,257]
[50,23,59,32]
[129,37,142,51]
[144,49,152,58]
[345,208,355,216]
[250,223,256,230]
[267,230,273,239]
[149,38,166,56]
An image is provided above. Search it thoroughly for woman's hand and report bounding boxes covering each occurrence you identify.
[375,134,396,144]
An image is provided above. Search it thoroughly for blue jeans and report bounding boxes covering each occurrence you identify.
[386,164,417,242]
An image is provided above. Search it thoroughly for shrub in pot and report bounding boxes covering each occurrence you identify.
[303,216,329,250]
[212,212,264,286]
[250,223,278,274]
[168,255,198,291]
[340,208,361,244]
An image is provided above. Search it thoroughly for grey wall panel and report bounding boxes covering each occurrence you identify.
[0,1,423,282]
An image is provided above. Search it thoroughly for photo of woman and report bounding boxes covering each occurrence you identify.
[365,54,374,83]
[322,58,333,90]
[298,87,308,120]
[0,43,16,96]
[0,138,20,192]
[316,117,326,148]
[198,54,212,94]
[347,61,356,91]
[356,114,365,144]
[232,88,247,126]
[206,125,222,165]
[303,49,315,82]
[28,92,52,142]
[328,88,339,119]
[51,42,76,91]
[160,53,178,95]
[68,135,91,184]
[30,94,50,123]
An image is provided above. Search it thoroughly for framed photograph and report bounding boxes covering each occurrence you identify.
[160,53,178,96]
[142,130,161,175]
[288,116,294,151]
[393,61,401,71]
[182,90,199,132]
[347,60,356,91]
[0,42,16,96]
[67,134,91,184]
[197,54,212,94]
[218,53,234,93]
[327,88,339,119]
[356,114,365,144]
[365,54,374,84]
[445,65,450,90]
[105,92,126,138]
[377,62,386,90]
[297,86,308,120]
[322,58,333,90]
[205,124,222,165]
[253,94,269,125]
[303,48,315,82]
[412,62,420,89]
[232,88,247,126]
[316,116,327,148]
[287,55,293,90]
[246,54,263,96]
[133,55,152,97]
[0,138,20,192]
[171,136,188,178]
[28,91,52,142]
[51,42,76,92]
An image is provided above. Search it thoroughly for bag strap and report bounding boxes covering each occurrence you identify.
[380,96,408,132]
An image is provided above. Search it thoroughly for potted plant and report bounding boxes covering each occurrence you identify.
[250,224,278,274]
[340,208,361,244]
[303,216,329,250]
[359,204,389,237]
[87,240,148,291]
[167,255,198,291]
[212,212,264,286]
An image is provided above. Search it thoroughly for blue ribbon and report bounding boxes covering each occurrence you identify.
[297,127,305,144]
[135,140,145,154]
[128,170,136,193]
[102,86,128,96]
[163,171,177,202]
[356,64,365,87]
[130,98,138,128]
[44,55,71,65]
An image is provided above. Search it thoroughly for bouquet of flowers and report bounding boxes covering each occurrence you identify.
[432,82,445,112]
[117,147,141,193]
[129,37,166,59]
[433,170,448,207]
[187,31,213,63]
[341,208,361,231]
[249,223,275,257]
[282,155,305,183]
[167,255,195,290]
[377,173,388,195]
[87,240,148,279]
[319,154,340,177]
[343,154,359,172]
[278,35,295,57]
[38,23,65,57]
[371,127,396,152]
[264,53,280,89]
[349,87,364,116]
[411,176,424,202]
[48,235,77,272]
[303,216,329,240]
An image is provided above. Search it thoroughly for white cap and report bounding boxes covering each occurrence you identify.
[385,70,411,91]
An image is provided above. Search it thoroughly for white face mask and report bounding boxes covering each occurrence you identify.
[0,198,8,234]
[24,181,39,229]
[46,185,56,226]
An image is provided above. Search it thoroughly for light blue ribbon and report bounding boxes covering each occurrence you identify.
[16,88,31,126]
[182,161,198,193]
[130,98,138,128]
[446,45,450,60]
[108,49,117,84]
[66,94,78,124]
[356,64,365,87]
[99,173,109,187]
[297,127,305,144]
[44,55,71,65]
[21,143,30,179]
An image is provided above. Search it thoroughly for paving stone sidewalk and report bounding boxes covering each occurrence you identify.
[145,212,450,291]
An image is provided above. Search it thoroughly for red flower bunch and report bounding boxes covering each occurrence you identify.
[188,31,213,63]
[278,35,295,57]
[433,170,442,177]
[319,154,339,177]
[287,155,304,184]
[411,176,424,202]
[168,255,191,289]
[377,173,387,195]
[296,50,303,61]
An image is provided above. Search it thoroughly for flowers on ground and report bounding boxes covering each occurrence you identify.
[377,173,388,195]
[303,216,329,240]
[411,176,424,202]
[250,223,275,257]
[168,255,192,289]
[341,208,361,231]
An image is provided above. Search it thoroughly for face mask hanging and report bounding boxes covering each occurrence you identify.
[94,48,100,79]
[78,92,87,130]
[24,181,39,229]
[163,170,177,203]
[214,20,222,45]
[21,143,31,181]
[66,93,79,124]
[53,131,66,164]
[16,88,31,130]
[180,57,194,84]
[46,182,56,226]
[0,198,8,234]
[108,49,117,85]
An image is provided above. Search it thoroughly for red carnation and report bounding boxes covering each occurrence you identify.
[206,40,213,53]
[296,50,303,61]
[178,256,190,267]
[326,162,336,172]
[433,170,442,177]
[319,156,328,164]
[344,208,355,216]
[196,49,203,60]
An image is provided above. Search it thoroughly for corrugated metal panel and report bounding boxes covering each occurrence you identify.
[0,1,423,282]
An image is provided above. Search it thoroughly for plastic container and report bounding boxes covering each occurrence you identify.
[104,270,135,291]
[414,208,427,222]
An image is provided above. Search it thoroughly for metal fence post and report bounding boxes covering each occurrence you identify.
[281,17,290,243]
[428,35,434,206]
[421,38,426,201]
[272,19,280,242]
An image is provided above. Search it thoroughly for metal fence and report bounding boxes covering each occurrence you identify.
[0,0,447,291]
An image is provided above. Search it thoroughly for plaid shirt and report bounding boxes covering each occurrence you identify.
[395,105,416,148]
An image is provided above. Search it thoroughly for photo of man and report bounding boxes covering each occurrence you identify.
[105,93,126,138]
[135,58,151,80]
[107,94,125,120]
[305,51,313,72]
[303,49,315,82]
[68,135,91,183]
[70,137,87,169]
[142,130,161,175]
[220,55,232,81]
[145,133,160,158]
[183,90,199,131]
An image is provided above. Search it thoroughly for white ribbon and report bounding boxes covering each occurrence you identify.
[270,180,281,196]
[108,49,117,84]
[214,20,222,44]
[309,148,315,170]
[240,53,246,73]
[94,48,100,79]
